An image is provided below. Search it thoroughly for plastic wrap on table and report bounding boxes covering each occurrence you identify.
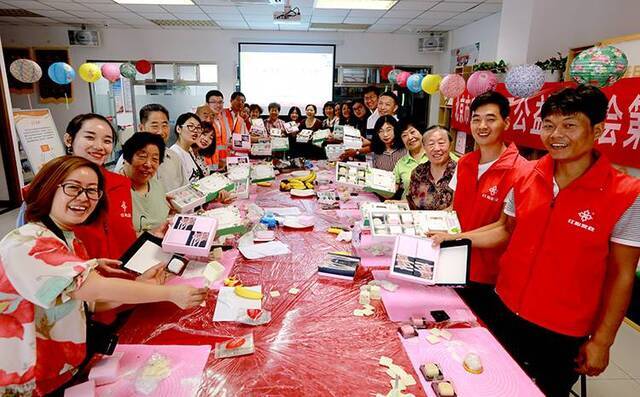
[117,185,427,396]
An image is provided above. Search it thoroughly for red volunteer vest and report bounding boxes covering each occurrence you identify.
[496,153,640,337]
[453,143,530,284]
[74,169,136,259]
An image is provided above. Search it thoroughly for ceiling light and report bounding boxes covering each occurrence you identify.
[314,0,397,10]
[114,0,194,5]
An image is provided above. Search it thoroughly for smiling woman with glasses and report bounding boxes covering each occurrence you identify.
[169,112,206,183]
[0,155,207,396]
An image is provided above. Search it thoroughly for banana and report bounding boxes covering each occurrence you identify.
[289,180,306,190]
[234,286,263,300]
[304,181,314,189]
[280,181,291,191]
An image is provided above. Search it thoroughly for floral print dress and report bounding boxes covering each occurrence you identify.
[407,159,457,210]
[0,223,97,396]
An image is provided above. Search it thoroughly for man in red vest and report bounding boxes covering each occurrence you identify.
[438,85,640,396]
[447,91,529,331]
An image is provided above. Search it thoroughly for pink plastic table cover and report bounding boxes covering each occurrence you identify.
[399,328,544,397]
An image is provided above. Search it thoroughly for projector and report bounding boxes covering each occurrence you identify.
[273,5,301,24]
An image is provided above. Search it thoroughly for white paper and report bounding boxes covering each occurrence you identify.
[263,207,301,216]
[123,241,173,274]
[212,286,262,322]
[239,241,290,260]
[180,260,208,279]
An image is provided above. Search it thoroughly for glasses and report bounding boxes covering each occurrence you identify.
[208,99,223,105]
[181,124,203,133]
[59,183,103,201]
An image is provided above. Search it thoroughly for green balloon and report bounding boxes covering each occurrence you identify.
[120,63,137,79]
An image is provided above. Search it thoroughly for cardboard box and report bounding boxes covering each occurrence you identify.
[167,173,235,213]
[162,215,218,257]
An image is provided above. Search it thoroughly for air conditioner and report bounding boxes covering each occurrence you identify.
[418,33,446,53]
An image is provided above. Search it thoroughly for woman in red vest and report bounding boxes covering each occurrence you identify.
[435,85,640,396]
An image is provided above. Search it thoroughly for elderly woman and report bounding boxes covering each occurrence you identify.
[264,102,287,132]
[122,132,171,234]
[407,126,457,210]
[0,156,206,396]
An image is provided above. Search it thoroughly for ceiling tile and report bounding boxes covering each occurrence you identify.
[367,25,399,33]
[383,8,423,18]
[347,10,386,18]
[48,2,91,11]
[69,10,107,18]
[243,14,273,21]
[278,24,309,31]
[390,1,438,10]
[211,15,244,22]
[311,9,349,17]
[162,5,205,14]
[173,13,211,20]
[84,4,130,13]
[238,5,278,15]
[418,10,458,19]
[468,3,502,13]
[216,20,249,29]
[311,15,346,23]
[201,6,242,16]
[193,0,232,4]
[121,5,168,13]
[430,2,479,12]
[343,16,380,24]
[30,9,74,18]
[378,16,413,23]
[145,12,180,19]
[1,1,54,10]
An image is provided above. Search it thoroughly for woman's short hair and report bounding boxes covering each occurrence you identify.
[323,101,335,114]
[249,104,263,114]
[288,106,301,118]
[122,132,166,164]
[305,104,317,113]
[371,116,404,154]
[174,112,201,138]
[268,102,281,112]
[25,155,105,224]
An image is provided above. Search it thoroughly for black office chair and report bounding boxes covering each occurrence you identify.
[569,374,587,397]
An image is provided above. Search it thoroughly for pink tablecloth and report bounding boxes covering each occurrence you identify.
[372,270,476,323]
[399,328,543,397]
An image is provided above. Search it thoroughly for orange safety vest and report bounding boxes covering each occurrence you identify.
[205,114,228,166]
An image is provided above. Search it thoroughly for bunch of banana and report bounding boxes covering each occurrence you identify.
[279,171,317,191]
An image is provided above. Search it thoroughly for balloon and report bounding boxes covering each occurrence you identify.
[396,71,411,87]
[407,73,424,93]
[439,74,466,98]
[135,59,152,74]
[47,62,75,85]
[101,63,121,82]
[421,74,442,94]
[505,64,545,98]
[570,45,628,87]
[78,63,101,83]
[466,71,499,97]
[380,66,393,81]
[9,59,42,83]
[120,62,137,79]
[388,69,402,84]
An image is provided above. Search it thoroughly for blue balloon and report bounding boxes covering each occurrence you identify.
[47,62,75,85]
[407,73,424,93]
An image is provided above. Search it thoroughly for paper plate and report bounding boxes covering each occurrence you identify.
[291,170,311,178]
[283,215,315,229]
[290,189,316,197]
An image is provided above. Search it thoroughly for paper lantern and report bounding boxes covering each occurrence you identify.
[570,45,628,87]
[505,64,545,98]
[380,66,393,81]
[101,63,121,82]
[396,71,411,87]
[47,62,75,85]
[407,73,424,93]
[135,59,152,74]
[388,69,402,84]
[439,74,466,98]
[120,62,137,79]
[9,59,42,83]
[78,63,101,83]
[466,71,498,97]
[421,74,442,94]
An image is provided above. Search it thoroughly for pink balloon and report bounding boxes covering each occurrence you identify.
[101,63,121,82]
[396,71,411,87]
[466,71,498,97]
[440,74,466,98]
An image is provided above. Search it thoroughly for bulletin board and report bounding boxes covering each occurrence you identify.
[3,47,35,94]
[33,47,73,104]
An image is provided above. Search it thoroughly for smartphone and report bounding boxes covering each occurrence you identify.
[430,310,450,323]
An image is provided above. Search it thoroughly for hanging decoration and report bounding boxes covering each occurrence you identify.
[78,63,102,83]
[570,45,628,87]
[9,59,42,83]
[380,66,394,81]
[466,70,498,97]
[47,62,75,85]
[396,71,411,87]
[120,62,137,79]
[421,74,442,94]
[406,73,424,93]
[388,69,402,84]
[505,64,545,98]
[135,59,152,74]
[439,74,466,98]
[101,63,121,82]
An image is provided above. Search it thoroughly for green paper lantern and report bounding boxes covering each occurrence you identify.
[570,45,628,87]
[120,62,137,79]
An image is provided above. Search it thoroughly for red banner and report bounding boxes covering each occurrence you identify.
[451,77,640,168]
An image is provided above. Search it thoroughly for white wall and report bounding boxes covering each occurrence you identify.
[428,13,501,126]
[0,26,439,135]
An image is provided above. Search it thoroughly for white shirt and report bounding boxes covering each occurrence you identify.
[366,109,380,130]
[169,144,202,183]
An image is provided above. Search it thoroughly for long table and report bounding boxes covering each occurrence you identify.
[116,170,542,396]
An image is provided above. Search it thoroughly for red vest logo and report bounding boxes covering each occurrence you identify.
[481,185,500,202]
[120,201,132,218]
[568,209,595,232]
